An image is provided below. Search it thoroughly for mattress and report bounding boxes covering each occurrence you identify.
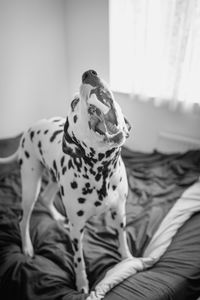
[0,136,200,300]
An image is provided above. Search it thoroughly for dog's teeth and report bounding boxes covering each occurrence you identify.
[106,121,118,133]
[88,94,110,114]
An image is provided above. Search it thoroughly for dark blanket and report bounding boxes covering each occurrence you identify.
[0,136,200,300]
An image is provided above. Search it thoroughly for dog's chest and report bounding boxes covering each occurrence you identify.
[58,155,126,216]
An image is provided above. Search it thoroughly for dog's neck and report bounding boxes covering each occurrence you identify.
[62,117,121,169]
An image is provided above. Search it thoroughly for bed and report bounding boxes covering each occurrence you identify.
[0,135,200,300]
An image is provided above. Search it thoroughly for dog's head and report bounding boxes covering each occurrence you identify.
[63,70,131,157]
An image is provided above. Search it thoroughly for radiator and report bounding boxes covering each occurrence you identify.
[157,131,200,153]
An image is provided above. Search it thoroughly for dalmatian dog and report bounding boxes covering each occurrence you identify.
[0,70,132,293]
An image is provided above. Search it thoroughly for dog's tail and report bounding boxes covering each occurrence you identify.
[0,149,19,164]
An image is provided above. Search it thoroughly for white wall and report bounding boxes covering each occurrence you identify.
[65,0,109,100]
[0,0,68,137]
[1,0,200,152]
[115,93,200,152]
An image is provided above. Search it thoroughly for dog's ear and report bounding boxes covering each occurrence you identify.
[62,118,85,158]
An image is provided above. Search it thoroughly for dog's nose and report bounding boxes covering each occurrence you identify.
[82,70,98,83]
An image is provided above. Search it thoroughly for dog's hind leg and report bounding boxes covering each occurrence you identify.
[20,161,42,257]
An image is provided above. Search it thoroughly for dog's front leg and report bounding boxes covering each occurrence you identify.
[110,202,132,260]
[69,222,89,294]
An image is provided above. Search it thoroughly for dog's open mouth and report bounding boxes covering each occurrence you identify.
[87,91,123,143]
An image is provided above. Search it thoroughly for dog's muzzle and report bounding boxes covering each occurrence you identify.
[81,70,130,145]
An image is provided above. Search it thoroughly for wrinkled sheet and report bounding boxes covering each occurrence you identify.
[0,136,200,300]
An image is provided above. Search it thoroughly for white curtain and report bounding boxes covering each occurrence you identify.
[109,0,200,109]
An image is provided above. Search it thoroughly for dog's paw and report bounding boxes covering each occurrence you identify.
[23,245,34,257]
[49,205,66,222]
[76,275,89,294]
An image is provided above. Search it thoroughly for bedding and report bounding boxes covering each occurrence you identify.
[0,135,200,300]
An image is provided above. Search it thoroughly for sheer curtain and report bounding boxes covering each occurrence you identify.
[109,0,200,109]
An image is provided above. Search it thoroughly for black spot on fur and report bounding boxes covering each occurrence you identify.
[30,131,35,141]
[120,222,124,228]
[97,166,109,200]
[62,166,67,175]
[37,130,41,134]
[77,257,81,263]
[111,211,117,220]
[83,174,89,179]
[89,168,96,176]
[50,130,63,143]
[97,166,102,173]
[68,159,73,170]
[60,156,65,167]
[82,183,93,195]
[112,185,117,190]
[98,153,104,161]
[105,148,115,158]
[60,185,65,196]
[73,157,82,172]
[19,158,23,166]
[80,228,84,234]
[24,151,30,158]
[38,141,42,148]
[53,160,57,173]
[90,147,95,157]
[113,160,118,169]
[21,138,25,148]
[77,210,84,217]
[71,181,78,189]
[73,115,78,123]
[44,129,49,134]
[95,173,101,181]
[73,238,79,251]
[94,201,101,207]
[39,148,43,156]
[78,197,86,204]
[50,168,56,182]
[109,172,113,178]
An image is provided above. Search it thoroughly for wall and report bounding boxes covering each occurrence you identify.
[115,93,200,152]
[65,0,109,100]
[0,0,68,138]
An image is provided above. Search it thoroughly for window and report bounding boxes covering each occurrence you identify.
[109,0,200,108]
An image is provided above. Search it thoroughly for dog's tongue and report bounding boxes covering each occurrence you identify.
[96,121,106,133]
